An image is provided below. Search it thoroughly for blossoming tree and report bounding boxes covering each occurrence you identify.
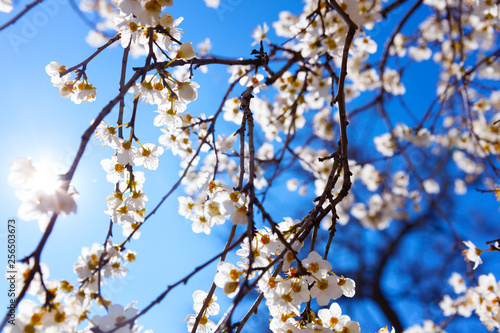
[2,0,500,332]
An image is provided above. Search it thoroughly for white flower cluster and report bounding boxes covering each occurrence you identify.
[46,0,198,101]
[406,241,500,332]
[374,124,435,158]
[5,251,141,333]
[435,92,500,173]
[73,241,134,293]
[178,174,249,234]
[403,320,446,333]
[46,61,97,104]
[293,146,424,230]
[84,303,142,333]
[462,240,484,270]
[440,272,500,331]
[82,0,196,58]
[211,220,359,333]
[93,120,164,238]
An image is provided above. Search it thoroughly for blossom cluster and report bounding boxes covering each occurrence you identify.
[439,272,500,331]
[178,175,252,234]
[93,119,163,238]
[212,221,359,333]
[5,242,141,333]
[46,61,97,104]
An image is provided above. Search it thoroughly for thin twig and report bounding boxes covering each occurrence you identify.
[0,0,43,32]
[60,35,121,76]
[191,225,237,333]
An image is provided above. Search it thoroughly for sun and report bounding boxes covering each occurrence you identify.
[30,162,64,195]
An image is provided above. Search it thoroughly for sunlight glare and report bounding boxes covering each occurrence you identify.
[31,163,63,195]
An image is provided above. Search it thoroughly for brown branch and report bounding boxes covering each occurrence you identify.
[60,35,121,77]
[464,47,500,78]
[371,221,421,332]
[240,87,256,268]
[96,220,114,311]
[144,57,264,72]
[380,0,409,18]
[234,293,264,333]
[118,44,130,138]
[327,0,358,202]
[237,110,247,191]
[372,287,404,332]
[253,198,301,264]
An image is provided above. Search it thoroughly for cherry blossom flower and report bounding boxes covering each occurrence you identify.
[93,119,122,149]
[309,274,343,306]
[71,79,97,104]
[240,73,268,94]
[354,35,377,54]
[175,81,199,102]
[422,179,440,194]
[302,251,332,282]
[88,303,141,333]
[8,157,36,187]
[129,74,165,105]
[45,61,71,87]
[197,38,212,56]
[251,22,270,46]
[135,143,164,170]
[214,262,243,298]
[409,43,432,62]
[0,0,12,12]
[190,214,215,235]
[383,69,406,95]
[116,141,141,166]
[318,302,350,331]
[9,159,78,229]
[105,203,135,225]
[192,290,220,315]
[448,272,467,294]
[223,97,243,124]
[176,42,196,59]
[337,275,356,297]
[101,156,127,183]
[203,0,219,8]
[374,133,396,157]
[185,314,216,333]
[114,14,142,49]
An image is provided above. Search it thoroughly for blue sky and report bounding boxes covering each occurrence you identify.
[0,1,307,332]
